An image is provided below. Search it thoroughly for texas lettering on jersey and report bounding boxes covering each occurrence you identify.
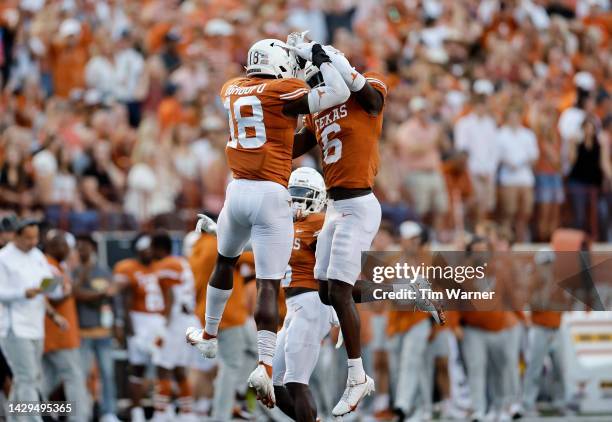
[220,76,309,187]
[303,72,388,190]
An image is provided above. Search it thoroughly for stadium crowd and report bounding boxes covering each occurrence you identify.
[0,0,611,421]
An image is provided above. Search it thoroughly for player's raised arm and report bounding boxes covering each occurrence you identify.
[282,43,350,117]
[323,46,384,115]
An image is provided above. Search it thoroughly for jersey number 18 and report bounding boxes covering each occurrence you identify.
[224,96,267,149]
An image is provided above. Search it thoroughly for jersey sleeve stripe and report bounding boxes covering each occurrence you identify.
[366,78,387,93]
[158,269,181,280]
[279,88,309,99]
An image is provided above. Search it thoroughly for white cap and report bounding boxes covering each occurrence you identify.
[205,18,234,36]
[399,221,422,240]
[574,71,595,91]
[410,96,428,112]
[59,18,81,38]
[473,79,494,96]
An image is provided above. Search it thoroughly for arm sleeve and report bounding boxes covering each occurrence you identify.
[307,62,351,113]
[0,261,27,303]
[324,46,366,92]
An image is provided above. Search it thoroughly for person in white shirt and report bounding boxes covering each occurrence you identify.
[114,30,146,128]
[497,108,539,242]
[0,220,54,421]
[454,88,499,225]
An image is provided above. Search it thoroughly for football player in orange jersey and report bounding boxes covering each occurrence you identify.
[114,234,168,422]
[186,38,350,408]
[272,167,335,422]
[150,232,199,422]
[290,43,390,416]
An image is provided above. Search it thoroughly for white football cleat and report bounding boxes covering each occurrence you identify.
[185,327,217,358]
[332,374,375,416]
[247,363,276,408]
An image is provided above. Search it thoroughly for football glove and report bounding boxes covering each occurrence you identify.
[196,213,217,234]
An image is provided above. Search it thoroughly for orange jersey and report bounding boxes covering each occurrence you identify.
[154,255,196,316]
[303,72,388,189]
[220,76,309,187]
[283,212,325,290]
[386,310,429,337]
[114,259,164,314]
[45,256,80,352]
[189,234,253,330]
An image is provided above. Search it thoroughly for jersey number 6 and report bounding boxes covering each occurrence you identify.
[224,96,267,149]
[321,122,342,164]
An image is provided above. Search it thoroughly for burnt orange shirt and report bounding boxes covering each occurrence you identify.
[460,311,518,332]
[155,255,196,315]
[386,310,429,337]
[304,72,387,189]
[283,213,325,290]
[220,76,309,187]
[45,257,80,353]
[531,311,563,329]
[114,259,164,314]
[189,234,252,330]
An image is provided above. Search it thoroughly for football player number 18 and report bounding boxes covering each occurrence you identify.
[225,96,267,149]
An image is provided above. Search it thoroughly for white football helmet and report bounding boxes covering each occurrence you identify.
[288,167,326,219]
[246,39,297,79]
[303,62,324,88]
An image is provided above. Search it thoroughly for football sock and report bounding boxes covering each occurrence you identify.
[257,330,277,367]
[347,357,366,382]
[204,285,232,336]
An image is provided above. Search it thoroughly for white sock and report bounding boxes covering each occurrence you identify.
[347,357,365,382]
[204,285,232,336]
[257,330,276,366]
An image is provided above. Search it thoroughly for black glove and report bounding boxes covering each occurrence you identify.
[311,43,331,68]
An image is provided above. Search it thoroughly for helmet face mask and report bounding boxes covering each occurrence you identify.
[246,39,297,79]
[288,167,326,220]
[303,62,324,88]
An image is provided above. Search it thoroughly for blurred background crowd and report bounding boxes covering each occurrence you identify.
[0,0,611,421]
[0,0,610,242]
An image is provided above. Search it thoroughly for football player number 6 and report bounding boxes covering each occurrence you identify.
[321,123,342,164]
[225,96,267,149]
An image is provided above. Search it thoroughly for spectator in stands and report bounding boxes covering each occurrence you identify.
[42,230,89,422]
[0,143,35,212]
[567,117,608,234]
[114,30,146,128]
[49,19,89,98]
[85,35,116,100]
[394,97,449,237]
[81,141,124,215]
[0,220,50,419]
[454,82,499,227]
[532,101,564,241]
[73,235,119,422]
[497,107,539,242]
